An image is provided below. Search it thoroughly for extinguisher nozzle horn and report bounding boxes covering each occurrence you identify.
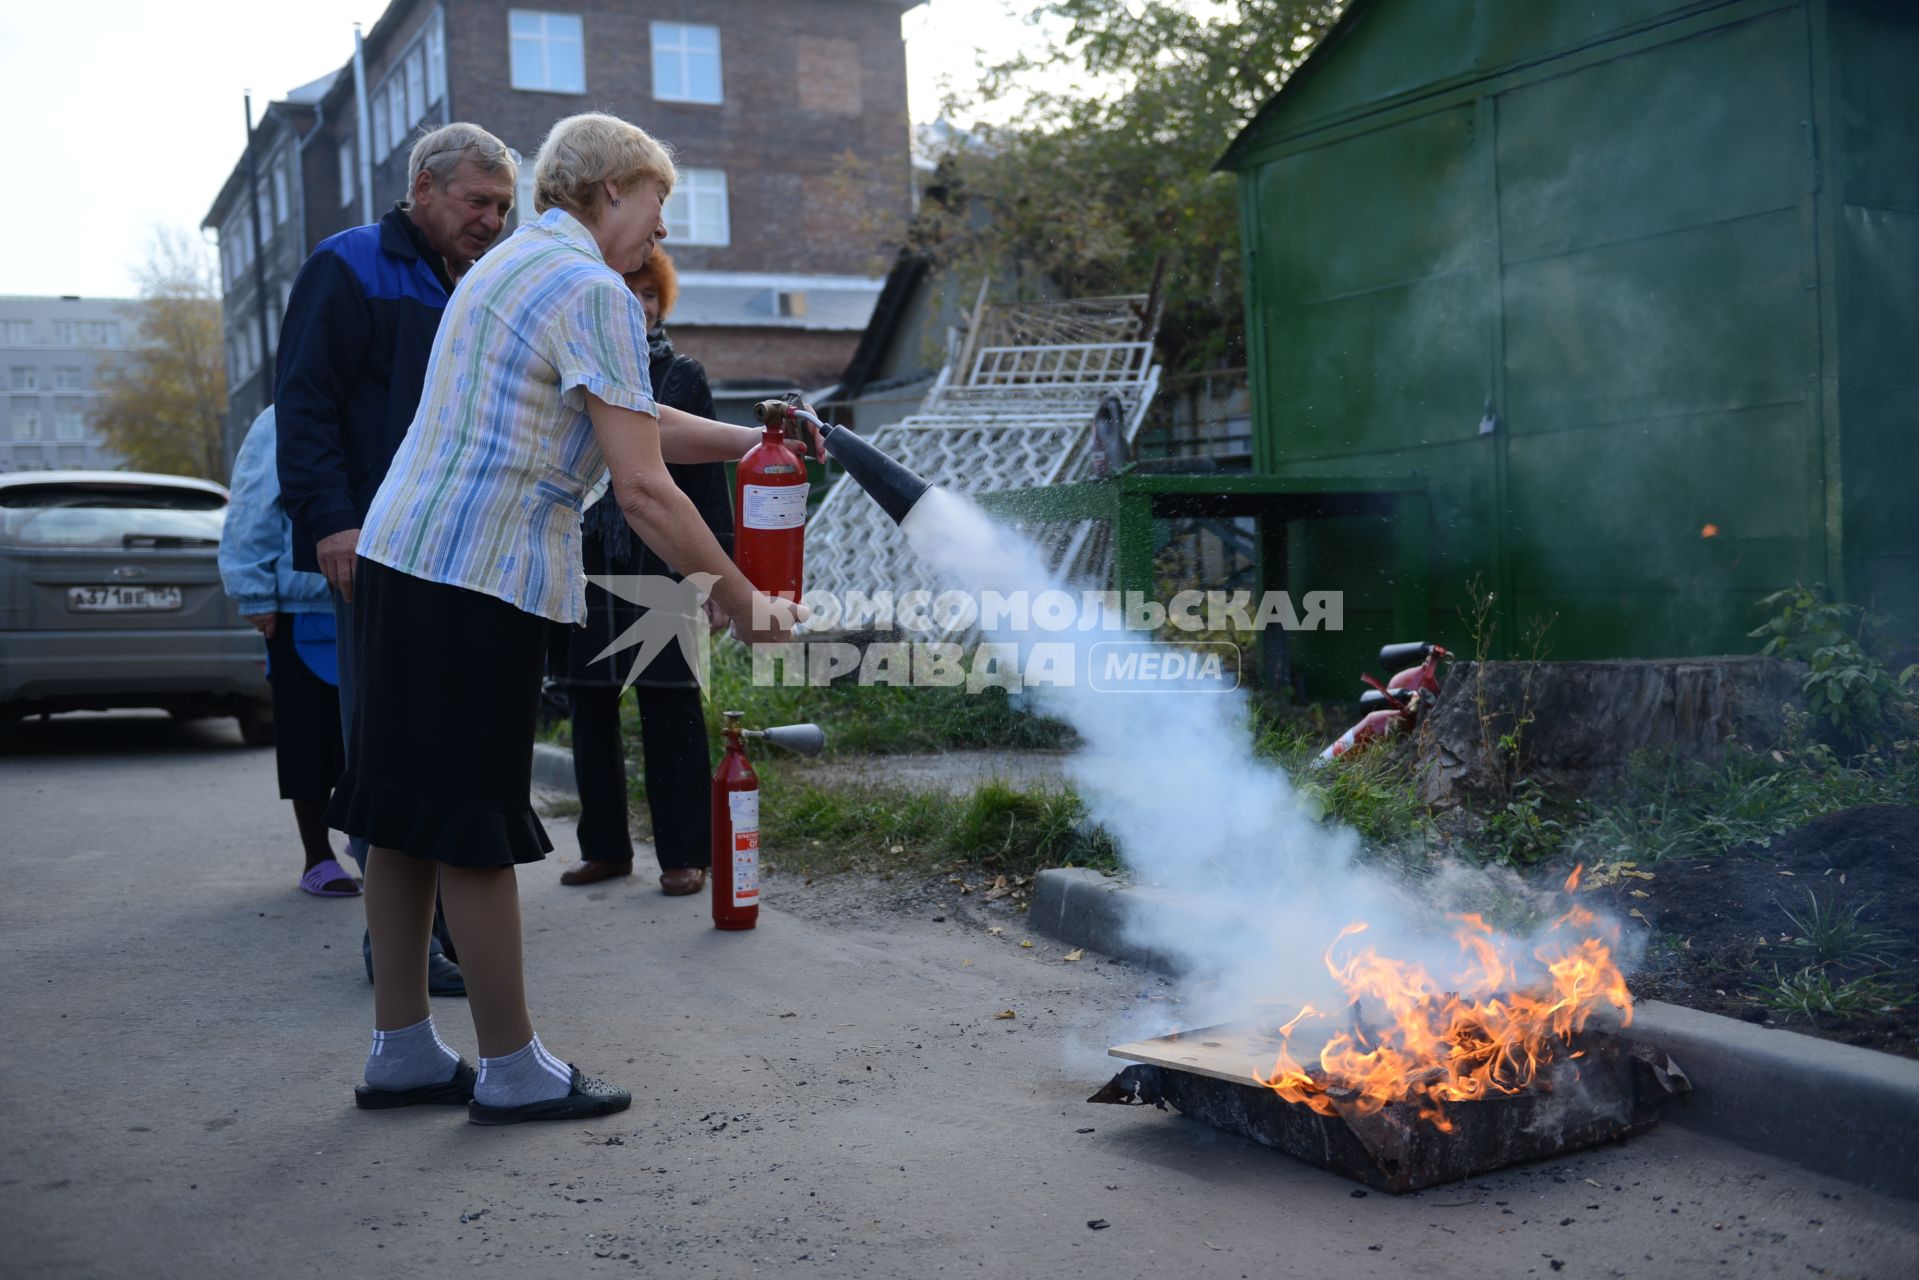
[745,723,827,757]
[819,423,933,526]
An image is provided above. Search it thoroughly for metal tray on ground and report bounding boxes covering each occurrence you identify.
[1093,1022,1689,1194]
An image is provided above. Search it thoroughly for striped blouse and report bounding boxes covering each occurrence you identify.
[359,208,658,624]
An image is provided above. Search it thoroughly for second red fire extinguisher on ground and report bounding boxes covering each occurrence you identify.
[711,712,760,931]
[733,402,809,601]
[710,715,826,932]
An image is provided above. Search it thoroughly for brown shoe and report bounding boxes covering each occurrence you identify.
[560,859,632,887]
[659,867,706,896]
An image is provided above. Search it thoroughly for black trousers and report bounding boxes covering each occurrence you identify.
[568,683,710,871]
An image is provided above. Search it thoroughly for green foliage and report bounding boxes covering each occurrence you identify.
[926,0,1343,374]
[1570,727,1919,865]
[1480,779,1568,866]
[1750,585,1911,743]
[741,767,1118,881]
[1778,891,1900,969]
[1244,709,1436,859]
[951,781,1119,870]
[1760,965,1913,1024]
[622,642,1075,766]
[93,228,228,479]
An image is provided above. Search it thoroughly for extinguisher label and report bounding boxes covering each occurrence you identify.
[741,484,807,530]
[729,789,760,907]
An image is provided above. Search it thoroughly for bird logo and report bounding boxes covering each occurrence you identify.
[585,572,722,691]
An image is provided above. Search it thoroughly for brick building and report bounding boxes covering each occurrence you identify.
[205,0,922,458]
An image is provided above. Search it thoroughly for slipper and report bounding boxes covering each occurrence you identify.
[300,858,362,897]
[467,1066,631,1126]
[354,1059,478,1110]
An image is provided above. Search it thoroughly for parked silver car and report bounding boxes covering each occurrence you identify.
[0,469,272,742]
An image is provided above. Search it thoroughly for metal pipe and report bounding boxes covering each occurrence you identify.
[352,25,374,225]
[243,93,275,379]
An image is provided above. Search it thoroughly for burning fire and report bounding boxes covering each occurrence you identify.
[1257,866,1631,1131]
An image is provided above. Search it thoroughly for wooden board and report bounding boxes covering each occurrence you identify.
[1109,1018,1336,1090]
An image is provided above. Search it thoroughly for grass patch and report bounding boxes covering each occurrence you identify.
[1779,890,1902,969]
[1253,713,1435,854]
[609,641,1075,763]
[1568,727,1919,866]
[1760,965,1914,1024]
[751,765,1119,881]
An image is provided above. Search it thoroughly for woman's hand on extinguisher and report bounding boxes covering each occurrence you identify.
[729,591,809,647]
[702,596,731,634]
[787,403,828,463]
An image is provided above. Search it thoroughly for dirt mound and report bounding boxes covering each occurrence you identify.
[1603,805,1919,1057]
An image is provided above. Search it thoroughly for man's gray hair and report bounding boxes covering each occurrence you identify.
[405,122,518,202]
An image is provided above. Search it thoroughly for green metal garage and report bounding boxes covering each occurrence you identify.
[1219,0,1917,688]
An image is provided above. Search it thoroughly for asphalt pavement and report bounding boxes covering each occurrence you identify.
[3,712,1916,1279]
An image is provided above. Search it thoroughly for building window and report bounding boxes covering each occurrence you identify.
[256,185,273,244]
[225,214,254,276]
[652,22,722,104]
[9,366,33,391]
[55,398,84,441]
[372,94,390,161]
[273,158,290,225]
[10,398,40,441]
[669,168,730,246]
[0,320,30,344]
[54,367,82,391]
[513,163,537,230]
[59,444,88,465]
[388,78,409,154]
[406,46,427,126]
[340,139,357,208]
[426,14,446,104]
[50,321,120,347]
[510,11,585,94]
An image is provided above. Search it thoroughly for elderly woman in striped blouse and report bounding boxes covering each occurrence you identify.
[331,113,813,1124]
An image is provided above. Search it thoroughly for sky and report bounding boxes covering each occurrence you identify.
[0,0,1061,299]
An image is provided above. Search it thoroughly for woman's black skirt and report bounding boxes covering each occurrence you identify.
[264,616,345,802]
[325,557,554,868]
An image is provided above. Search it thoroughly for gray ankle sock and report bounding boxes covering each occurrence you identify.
[475,1034,573,1107]
[364,1016,461,1091]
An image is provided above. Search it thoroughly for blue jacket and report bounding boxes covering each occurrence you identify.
[219,406,332,617]
[274,206,454,573]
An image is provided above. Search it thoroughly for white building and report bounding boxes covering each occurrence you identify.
[0,296,132,472]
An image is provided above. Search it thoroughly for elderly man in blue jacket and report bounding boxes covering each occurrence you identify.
[276,121,517,996]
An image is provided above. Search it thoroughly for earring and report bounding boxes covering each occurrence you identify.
[611,197,622,208]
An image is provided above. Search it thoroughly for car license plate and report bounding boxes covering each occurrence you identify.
[67,585,184,612]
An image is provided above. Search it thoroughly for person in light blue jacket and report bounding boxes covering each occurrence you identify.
[220,406,358,897]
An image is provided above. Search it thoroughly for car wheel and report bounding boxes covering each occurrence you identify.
[235,705,276,747]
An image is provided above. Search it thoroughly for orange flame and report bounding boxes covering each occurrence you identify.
[1257,896,1631,1130]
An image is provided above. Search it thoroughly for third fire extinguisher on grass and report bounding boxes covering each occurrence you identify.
[711,714,826,932]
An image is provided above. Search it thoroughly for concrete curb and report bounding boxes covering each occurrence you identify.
[532,742,642,795]
[1031,867,1919,1201]
[531,742,579,794]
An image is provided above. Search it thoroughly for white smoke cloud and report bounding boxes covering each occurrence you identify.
[898,486,1625,1057]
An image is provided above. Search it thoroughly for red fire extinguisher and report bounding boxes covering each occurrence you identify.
[734,402,809,602]
[711,714,826,931]
[711,712,760,930]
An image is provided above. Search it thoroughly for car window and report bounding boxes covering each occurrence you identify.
[0,483,227,549]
